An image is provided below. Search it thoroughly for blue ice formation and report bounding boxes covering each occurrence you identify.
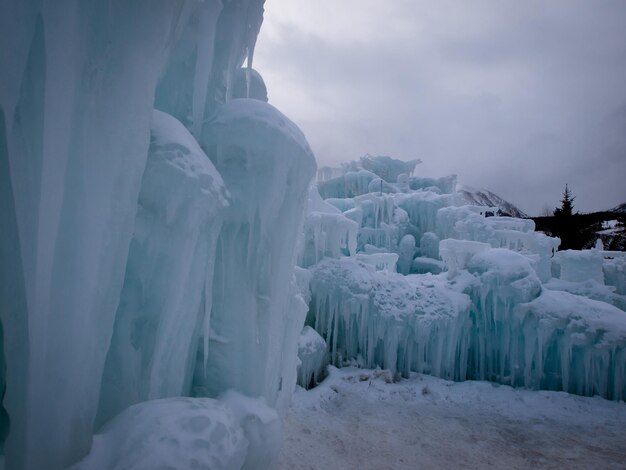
[299,158,626,401]
[1,1,626,469]
[0,1,315,468]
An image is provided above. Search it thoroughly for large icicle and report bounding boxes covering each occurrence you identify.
[0,3,194,468]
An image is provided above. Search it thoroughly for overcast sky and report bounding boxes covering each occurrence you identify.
[254,0,626,215]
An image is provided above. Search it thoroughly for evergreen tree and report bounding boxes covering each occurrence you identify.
[554,184,575,217]
[551,184,590,249]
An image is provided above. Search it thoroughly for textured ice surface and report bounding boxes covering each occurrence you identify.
[298,187,358,268]
[2,1,626,468]
[355,253,399,272]
[555,249,605,283]
[440,239,491,279]
[309,258,472,379]
[304,160,626,400]
[397,235,416,275]
[514,290,626,399]
[359,155,420,182]
[232,68,268,102]
[603,252,626,295]
[308,250,626,399]
[72,393,280,470]
[317,170,378,199]
[544,278,626,311]
[0,3,202,467]
[304,155,626,401]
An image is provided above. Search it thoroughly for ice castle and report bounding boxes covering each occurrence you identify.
[0,1,624,469]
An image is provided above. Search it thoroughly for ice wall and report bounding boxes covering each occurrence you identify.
[298,187,358,268]
[304,156,626,400]
[308,249,626,400]
[308,258,473,380]
[0,1,274,468]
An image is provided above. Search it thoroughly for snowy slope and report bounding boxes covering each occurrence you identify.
[611,202,626,213]
[457,185,528,218]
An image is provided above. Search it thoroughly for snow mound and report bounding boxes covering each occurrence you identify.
[72,394,280,470]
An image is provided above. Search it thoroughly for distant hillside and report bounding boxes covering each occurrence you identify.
[612,203,626,213]
[457,186,527,218]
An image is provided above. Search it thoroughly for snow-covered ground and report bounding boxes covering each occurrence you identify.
[279,367,626,469]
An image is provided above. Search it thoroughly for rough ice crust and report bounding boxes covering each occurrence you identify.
[0,4,196,468]
[309,258,472,380]
[308,250,626,400]
[514,290,626,399]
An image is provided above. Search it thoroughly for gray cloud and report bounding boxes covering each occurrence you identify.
[255,0,626,214]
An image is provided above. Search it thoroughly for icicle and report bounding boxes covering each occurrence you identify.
[191,0,223,137]
[245,48,252,98]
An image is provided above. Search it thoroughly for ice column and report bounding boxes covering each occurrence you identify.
[96,111,229,427]
[0,3,192,468]
[195,99,316,407]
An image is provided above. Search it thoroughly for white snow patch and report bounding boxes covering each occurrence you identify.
[279,367,626,470]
